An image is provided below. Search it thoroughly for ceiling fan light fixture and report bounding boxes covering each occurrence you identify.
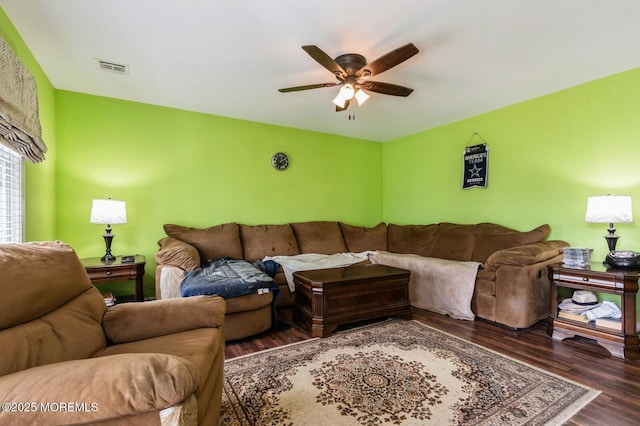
[340,83,354,99]
[332,83,355,108]
[280,43,419,112]
[332,92,347,108]
[354,88,369,106]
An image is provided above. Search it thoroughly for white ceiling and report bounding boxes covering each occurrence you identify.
[2,0,639,142]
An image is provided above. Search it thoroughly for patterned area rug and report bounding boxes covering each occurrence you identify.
[220,320,599,425]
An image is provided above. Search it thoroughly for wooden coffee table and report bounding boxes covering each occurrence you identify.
[293,263,411,337]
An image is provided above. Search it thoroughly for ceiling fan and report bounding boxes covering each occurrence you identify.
[279,43,419,112]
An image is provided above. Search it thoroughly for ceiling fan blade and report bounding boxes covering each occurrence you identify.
[302,45,347,79]
[360,81,414,97]
[279,82,340,93]
[357,43,419,78]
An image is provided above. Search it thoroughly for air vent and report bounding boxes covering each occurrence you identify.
[96,59,129,76]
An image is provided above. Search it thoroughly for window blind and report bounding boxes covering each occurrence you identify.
[0,143,23,243]
[0,35,47,163]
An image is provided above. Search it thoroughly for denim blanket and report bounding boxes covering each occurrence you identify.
[180,258,279,299]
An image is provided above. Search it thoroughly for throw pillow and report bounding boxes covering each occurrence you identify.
[427,223,477,261]
[290,221,347,254]
[472,223,551,263]
[387,223,438,257]
[163,222,243,261]
[240,224,300,260]
[339,222,387,252]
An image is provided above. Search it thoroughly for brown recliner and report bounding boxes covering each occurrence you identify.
[0,241,225,425]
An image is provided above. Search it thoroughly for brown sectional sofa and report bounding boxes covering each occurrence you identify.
[1,242,225,425]
[155,221,569,339]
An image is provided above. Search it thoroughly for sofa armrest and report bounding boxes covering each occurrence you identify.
[484,240,569,271]
[156,264,187,299]
[485,241,568,329]
[155,237,201,271]
[103,295,226,343]
[0,353,199,425]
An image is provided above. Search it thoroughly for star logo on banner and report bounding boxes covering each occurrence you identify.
[468,164,483,178]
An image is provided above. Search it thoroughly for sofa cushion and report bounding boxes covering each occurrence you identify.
[472,223,550,263]
[0,289,108,377]
[0,353,200,425]
[339,222,388,252]
[0,242,107,376]
[99,328,221,394]
[240,224,300,260]
[163,222,243,261]
[155,237,201,271]
[225,292,273,314]
[428,223,477,261]
[387,223,438,257]
[291,221,348,254]
[0,241,99,329]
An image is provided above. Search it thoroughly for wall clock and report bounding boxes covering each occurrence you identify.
[271,152,289,171]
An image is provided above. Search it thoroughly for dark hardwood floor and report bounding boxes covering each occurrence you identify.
[225,307,640,426]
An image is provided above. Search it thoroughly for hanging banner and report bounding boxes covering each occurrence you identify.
[462,143,488,189]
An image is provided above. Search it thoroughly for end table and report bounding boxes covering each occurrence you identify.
[81,255,146,302]
[547,262,639,359]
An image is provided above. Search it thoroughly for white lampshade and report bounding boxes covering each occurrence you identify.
[585,195,633,224]
[90,199,127,225]
[331,93,346,108]
[354,88,370,106]
[332,83,355,108]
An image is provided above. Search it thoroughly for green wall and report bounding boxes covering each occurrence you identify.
[54,91,382,295]
[383,67,640,262]
[0,8,57,241]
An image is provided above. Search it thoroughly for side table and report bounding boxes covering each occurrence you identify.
[547,262,639,359]
[81,255,146,302]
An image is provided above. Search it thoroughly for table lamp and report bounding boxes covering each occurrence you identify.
[584,195,633,258]
[90,198,127,262]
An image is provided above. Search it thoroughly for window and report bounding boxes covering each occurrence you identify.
[0,144,23,243]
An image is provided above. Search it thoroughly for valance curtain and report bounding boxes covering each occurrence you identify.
[0,35,47,163]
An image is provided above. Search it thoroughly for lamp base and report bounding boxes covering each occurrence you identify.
[602,222,620,264]
[101,226,116,263]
